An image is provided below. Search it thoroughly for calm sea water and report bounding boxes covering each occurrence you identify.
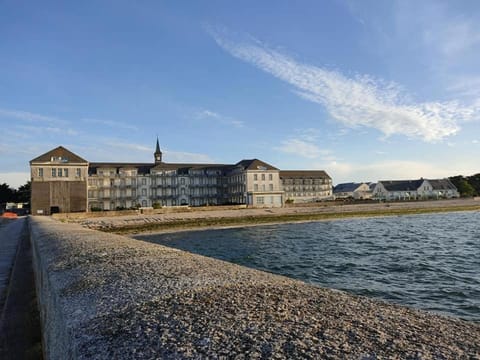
[136,211,480,322]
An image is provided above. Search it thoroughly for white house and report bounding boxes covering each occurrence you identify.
[373,179,459,201]
[333,182,372,199]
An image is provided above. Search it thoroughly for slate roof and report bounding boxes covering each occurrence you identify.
[379,180,425,191]
[428,179,457,191]
[89,162,232,176]
[333,182,364,193]
[235,159,279,171]
[30,146,88,164]
[88,163,155,175]
[279,170,331,179]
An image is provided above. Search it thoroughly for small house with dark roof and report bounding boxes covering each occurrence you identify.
[373,179,459,200]
[333,182,372,199]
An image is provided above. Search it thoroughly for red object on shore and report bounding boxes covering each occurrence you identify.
[1,212,18,218]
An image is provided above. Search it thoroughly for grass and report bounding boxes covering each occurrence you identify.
[102,204,480,235]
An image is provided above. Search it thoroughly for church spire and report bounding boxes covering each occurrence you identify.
[154,137,162,164]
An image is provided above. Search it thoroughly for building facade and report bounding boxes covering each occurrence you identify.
[30,141,333,214]
[280,171,333,203]
[30,147,89,215]
[333,182,372,199]
[373,179,459,201]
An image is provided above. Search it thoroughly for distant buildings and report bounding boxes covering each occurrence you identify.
[373,179,459,200]
[30,140,333,214]
[333,182,373,199]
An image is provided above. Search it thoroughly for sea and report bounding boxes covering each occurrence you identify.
[135,211,480,322]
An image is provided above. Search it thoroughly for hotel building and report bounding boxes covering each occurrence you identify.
[30,140,332,214]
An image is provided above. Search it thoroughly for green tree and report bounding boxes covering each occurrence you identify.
[466,173,480,195]
[0,183,16,203]
[15,181,31,203]
[457,179,476,197]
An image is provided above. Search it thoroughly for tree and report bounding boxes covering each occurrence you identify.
[457,179,476,197]
[0,183,16,203]
[15,181,31,203]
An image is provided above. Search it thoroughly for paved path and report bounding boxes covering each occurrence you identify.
[0,218,24,311]
[0,217,43,359]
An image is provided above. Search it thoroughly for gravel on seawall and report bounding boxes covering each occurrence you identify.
[31,216,480,359]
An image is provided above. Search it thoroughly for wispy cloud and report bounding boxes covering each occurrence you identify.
[275,128,332,159]
[423,14,480,59]
[326,159,479,184]
[16,125,79,136]
[208,27,479,142]
[105,141,151,153]
[0,108,65,124]
[82,118,139,131]
[163,150,214,163]
[94,139,214,163]
[195,109,244,128]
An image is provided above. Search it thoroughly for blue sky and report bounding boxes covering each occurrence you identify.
[1,0,480,188]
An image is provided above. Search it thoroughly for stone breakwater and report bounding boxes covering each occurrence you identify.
[30,217,480,359]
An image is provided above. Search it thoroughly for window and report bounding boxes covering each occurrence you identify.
[142,178,146,185]
[269,184,273,191]
[58,168,63,177]
[254,174,258,181]
[254,184,258,191]
[256,196,264,204]
[76,168,81,177]
[38,168,43,177]
[181,188,185,195]
[269,174,273,181]
[51,168,57,177]
[142,200,147,207]
[181,178,185,185]
[261,184,266,191]
[64,168,69,177]
[261,174,265,181]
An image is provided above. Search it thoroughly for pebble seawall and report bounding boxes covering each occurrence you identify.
[29,216,480,359]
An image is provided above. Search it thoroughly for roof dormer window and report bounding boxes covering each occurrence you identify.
[51,156,68,163]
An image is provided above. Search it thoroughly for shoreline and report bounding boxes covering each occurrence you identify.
[71,199,480,235]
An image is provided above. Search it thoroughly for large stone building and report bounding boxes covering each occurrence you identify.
[30,147,89,215]
[30,140,333,214]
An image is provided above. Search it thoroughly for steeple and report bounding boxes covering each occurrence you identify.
[154,137,162,164]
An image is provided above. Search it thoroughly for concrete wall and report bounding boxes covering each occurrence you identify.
[29,217,480,359]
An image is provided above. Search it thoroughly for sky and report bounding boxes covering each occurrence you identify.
[1,0,480,188]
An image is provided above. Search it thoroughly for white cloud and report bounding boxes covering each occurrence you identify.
[90,140,214,164]
[275,128,331,159]
[277,138,328,159]
[195,109,244,128]
[163,151,214,163]
[82,118,139,131]
[424,16,480,59]
[324,159,479,185]
[16,125,79,136]
[208,28,479,142]
[105,141,152,153]
[0,108,65,124]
